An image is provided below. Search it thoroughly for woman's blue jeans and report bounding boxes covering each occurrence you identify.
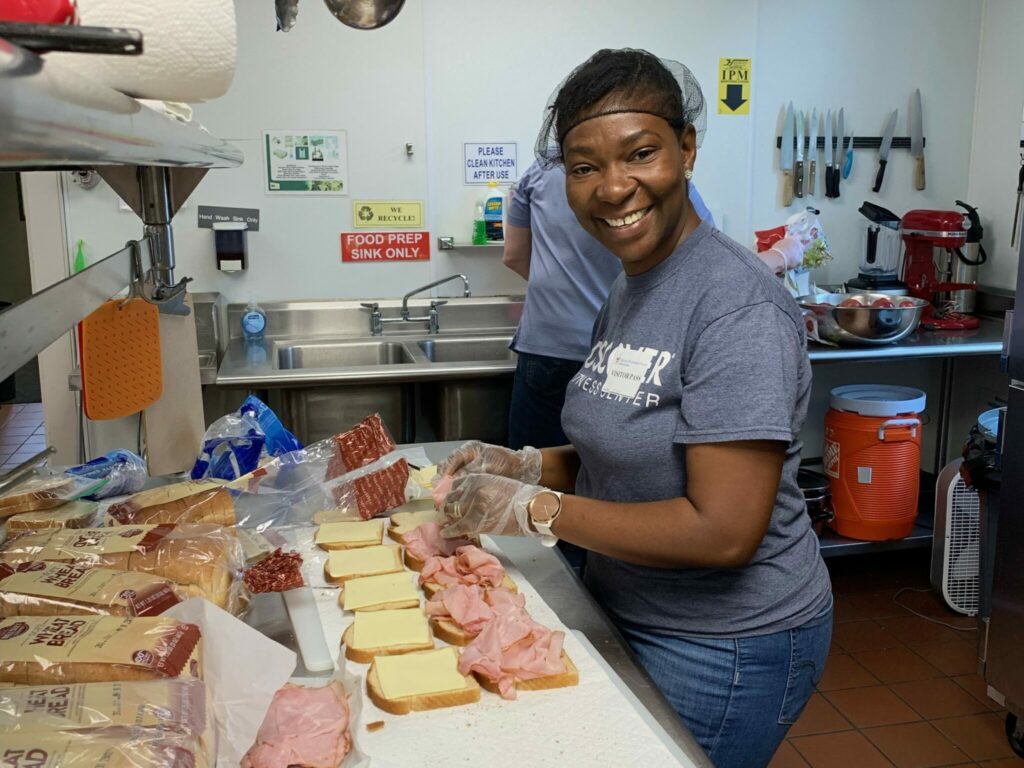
[619,599,833,768]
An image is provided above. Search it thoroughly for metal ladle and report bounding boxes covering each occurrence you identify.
[322,0,406,30]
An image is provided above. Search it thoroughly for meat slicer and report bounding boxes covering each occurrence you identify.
[900,209,980,330]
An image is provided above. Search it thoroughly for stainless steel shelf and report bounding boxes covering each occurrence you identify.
[819,514,934,558]
[808,317,1004,363]
[437,237,504,250]
[0,38,242,170]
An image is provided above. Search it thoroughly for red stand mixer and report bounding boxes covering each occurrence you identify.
[900,209,979,330]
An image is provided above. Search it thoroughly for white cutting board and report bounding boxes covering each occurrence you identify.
[143,295,205,475]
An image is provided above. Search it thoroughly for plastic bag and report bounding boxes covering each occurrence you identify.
[0,729,208,768]
[66,449,147,499]
[0,470,107,520]
[754,208,833,292]
[191,396,302,482]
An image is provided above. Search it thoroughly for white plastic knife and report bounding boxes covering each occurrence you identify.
[874,109,898,193]
[808,108,818,196]
[781,102,795,206]
[910,89,925,190]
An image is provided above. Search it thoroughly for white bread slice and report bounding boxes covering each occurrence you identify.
[429,617,476,646]
[404,549,427,572]
[473,651,580,694]
[387,507,443,544]
[367,647,480,715]
[341,607,434,663]
[421,574,517,600]
[323,545,403,585]
[6,500,99,533]
[340,571,420,612]
[316,519,385,550]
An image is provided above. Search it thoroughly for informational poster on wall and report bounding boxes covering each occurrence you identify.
[341,231,430,262]
[263,130,348,194]
[464,142,517,184]
[352,200,423,228]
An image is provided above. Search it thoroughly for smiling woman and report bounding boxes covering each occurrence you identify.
[436,49,832,768]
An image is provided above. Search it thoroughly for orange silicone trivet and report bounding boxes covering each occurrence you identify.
[79,298,163,420]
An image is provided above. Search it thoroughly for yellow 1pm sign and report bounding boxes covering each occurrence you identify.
[718,58,751,115]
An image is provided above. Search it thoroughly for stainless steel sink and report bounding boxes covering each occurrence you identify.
[417,337,515,363]
[277,340,418,369]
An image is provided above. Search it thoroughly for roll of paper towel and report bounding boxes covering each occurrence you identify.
[47,0,237,102]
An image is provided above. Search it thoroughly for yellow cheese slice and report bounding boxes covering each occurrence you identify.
[343,571,419,611]
[389,508,443,534]
[351,607,431,649]
[316,519,385,546]
[409,464,439,489]
[374,647,468,700]
[326,545,402,579]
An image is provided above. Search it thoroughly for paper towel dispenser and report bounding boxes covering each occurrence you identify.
[213,221,248,272]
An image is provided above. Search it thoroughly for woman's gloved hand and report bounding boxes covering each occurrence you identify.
[759,235,805,276]
[438,440,542,483]
[440,472,544,539]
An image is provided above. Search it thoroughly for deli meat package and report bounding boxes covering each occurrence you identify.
[106,481,236,527]
[0,561,181,617]
[326,413,396,477]
[328,458,410,520]
[1,730,206,768]
[0,524,247,614]
[0,614,202,685]
[0,679,207,738]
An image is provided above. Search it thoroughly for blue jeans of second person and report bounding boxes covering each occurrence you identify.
[507,351,587,572]
[619,599,833,768]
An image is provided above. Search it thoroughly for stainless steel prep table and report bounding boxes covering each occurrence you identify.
[414,440,713,768]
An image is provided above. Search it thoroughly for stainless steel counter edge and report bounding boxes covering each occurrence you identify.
[417,441,713,768]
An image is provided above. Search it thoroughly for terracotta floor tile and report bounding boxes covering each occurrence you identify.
[768,740,810,768]
[913,641,981,677]
[951,675,1004,712]
[825,686,921,729]
[894,591,978,629]
[879,615,973,647]
[818,654,881,692]
[788,693,853,737]
[833,620,904,653]
[854,647,944,685]
[864,722,971,768]
[975,760,1024,767]
[847,590,911,620]
[791,730,895,768]
[834,594,876,624]
[892,678,990,720]
[933,714,1018,762]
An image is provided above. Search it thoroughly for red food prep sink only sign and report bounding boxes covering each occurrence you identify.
[341,231,430,262]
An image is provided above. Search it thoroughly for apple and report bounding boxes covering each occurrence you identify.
[898,299,916,308]
[871,298,895,309]
[838,298,862,308]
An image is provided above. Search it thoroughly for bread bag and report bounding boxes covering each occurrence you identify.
[106,482,235,527]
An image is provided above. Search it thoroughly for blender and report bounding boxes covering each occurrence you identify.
[847,202,908,296]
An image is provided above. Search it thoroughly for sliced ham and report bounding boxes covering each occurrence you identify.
[420,545,505,589]
[241,680,351,768]
[403,522,470,562]
[432,473,453,510]
[426,584,528,636]
[457,610,566,700]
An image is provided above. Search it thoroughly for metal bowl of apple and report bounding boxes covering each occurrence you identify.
[796,293,928,346]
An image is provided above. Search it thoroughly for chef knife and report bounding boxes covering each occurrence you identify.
[910,89,925,190]
[795,110,805,198]
[844,131,854,179]
[833,109,845,198]
[824,108,833,198]
[873,109,898,193]
[781,102,795,206]
[808,108,818,196]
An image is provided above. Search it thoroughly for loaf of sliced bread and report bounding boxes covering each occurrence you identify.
[323,545,403,585]
[367,647,480,715]
[341,607,434,663]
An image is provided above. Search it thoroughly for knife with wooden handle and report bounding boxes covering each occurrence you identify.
[910,89,925,191]
[781,102,795,206]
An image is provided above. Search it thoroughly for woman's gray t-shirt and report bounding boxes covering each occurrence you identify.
[561,221,832,638]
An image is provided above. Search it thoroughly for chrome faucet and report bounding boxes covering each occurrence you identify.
[361,273,471,335]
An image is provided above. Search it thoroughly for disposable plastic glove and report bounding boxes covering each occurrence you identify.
[440,472,545,539]
[438,440,543,484]
[759,235,805,276]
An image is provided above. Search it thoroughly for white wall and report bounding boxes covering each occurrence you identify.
[967,0,1024,291]
[752,0,983,287]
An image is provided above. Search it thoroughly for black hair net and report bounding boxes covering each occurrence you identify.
[535,49,707,166]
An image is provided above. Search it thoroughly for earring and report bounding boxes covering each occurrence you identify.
[684,169,693,180]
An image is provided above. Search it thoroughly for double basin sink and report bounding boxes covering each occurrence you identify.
[276,336,515,370]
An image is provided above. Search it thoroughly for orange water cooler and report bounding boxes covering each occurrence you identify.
[823,385,926,541]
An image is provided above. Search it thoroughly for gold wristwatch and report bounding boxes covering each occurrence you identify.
[527,490,563,548]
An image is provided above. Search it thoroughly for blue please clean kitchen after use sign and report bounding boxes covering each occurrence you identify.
[464,142,517,184]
